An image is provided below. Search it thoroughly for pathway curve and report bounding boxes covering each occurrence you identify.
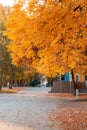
[0,87,86,130]
[0,87,59,130]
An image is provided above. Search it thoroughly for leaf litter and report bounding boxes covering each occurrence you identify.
[49,108,87,130]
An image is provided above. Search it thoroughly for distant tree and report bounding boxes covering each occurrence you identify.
[0,4,32,90]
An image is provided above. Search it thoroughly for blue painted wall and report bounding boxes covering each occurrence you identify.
[65,73,70,82]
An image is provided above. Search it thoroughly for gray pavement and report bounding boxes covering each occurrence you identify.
[0,87,59,130]
[0,87,86,130]
[0,87,87,130]
[18,86,51,94]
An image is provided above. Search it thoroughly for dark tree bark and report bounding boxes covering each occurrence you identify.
[0,84,2,91]
[9,80,12,89]
[71,69,77,95]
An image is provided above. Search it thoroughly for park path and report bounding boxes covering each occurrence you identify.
[0,87,86,130]
[0,87,60,130]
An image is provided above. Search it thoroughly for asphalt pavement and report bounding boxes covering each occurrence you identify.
[0,87,60,130]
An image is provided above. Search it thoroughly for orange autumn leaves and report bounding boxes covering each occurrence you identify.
[4,0,87,77]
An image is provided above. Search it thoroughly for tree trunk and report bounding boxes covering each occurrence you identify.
[71,69,77,95]
[9,80,12,89]
[0,83,2,91]
[0,72,2,91]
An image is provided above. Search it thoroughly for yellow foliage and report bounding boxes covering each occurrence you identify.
[4,0,87,77]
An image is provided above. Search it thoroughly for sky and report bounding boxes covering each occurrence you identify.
[0,0,14,6]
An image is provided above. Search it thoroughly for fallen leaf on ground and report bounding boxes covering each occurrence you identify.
[49,108,87,130]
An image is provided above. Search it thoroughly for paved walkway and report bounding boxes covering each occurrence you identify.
[0,87,86,130]
[0,87,59,130]
[17,87,51,94]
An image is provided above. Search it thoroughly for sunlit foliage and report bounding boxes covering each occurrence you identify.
[4,0,87,77]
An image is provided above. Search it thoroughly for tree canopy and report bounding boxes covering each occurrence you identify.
[4,0,87,77]
[0,4,31,89]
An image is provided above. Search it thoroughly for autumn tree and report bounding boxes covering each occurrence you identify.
[19,65,39,86]
[0,4,32,90]
[4,0,87,91]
